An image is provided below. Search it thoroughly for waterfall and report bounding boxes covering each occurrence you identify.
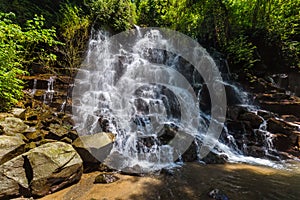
[43,76,55,104]
[72,28,282,172]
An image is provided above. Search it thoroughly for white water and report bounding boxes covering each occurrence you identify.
[43,76,55,104]
[72,28,283,172]
[30,79,37,95]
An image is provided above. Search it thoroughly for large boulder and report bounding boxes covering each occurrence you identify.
[0,142,83,199]
[28,142,83,196]
[0,135,25,165]
[0,153,28,199]
[72,132,115,164]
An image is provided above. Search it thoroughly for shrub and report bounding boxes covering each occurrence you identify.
[87,0,136,32]
[0,12,61,111]
[225,35,258,70]
[57,3,91,72]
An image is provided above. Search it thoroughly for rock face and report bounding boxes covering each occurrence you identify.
[0,142,83,199]
[0,135,25,165]
[72,132,115,164]
[252,78,300,118]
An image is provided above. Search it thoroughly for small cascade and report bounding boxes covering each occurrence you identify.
[30,79,37,96]
[43,76,55,104]
[60,100,66,112]
[72,28,291,172]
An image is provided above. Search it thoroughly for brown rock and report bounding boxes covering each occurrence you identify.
[267,118,296,135]
[239,111,264,129]
[94,173,119,184]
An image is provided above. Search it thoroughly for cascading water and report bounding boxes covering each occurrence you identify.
[72,28,283,172]
[43,76,55,104]
[30,79,37,96]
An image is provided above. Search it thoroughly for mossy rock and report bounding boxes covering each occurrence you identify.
[94,173,119,184]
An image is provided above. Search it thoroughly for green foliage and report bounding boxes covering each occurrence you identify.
[0,0,63,28]
[57,3,91,71]
[136,0,200,37]
[136,0,299,71]
[226,35,258,69]
[226,0,299,69]
[0,12,61,111]
[87,0,136,32]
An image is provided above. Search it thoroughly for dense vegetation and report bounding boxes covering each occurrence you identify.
[0,0,299,111]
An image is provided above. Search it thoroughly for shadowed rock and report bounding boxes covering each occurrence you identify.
[0,142,83,198]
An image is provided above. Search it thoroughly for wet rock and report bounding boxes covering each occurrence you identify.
[257,110,276,120]
[208,189,229,200]
[226,120,246,135]
[0,135,25,165]
[0,117,29,136]
[0,142,83,198]
[201,152,228,164]
[181,141,199,162]
[94,173,119,184]
[72,132,115,164]
[227,106,248,121]
[281,115,299,122]
[238,111,264,129]
[267,118,296,135]
[244,145,267,158]
[272,131,300,157]
[157,126,176,145]
[260,101,300,118]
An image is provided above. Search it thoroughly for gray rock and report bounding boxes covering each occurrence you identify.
[28,142,83,196]
[11,108,26,120]
[0,154,28,198]
[0,117,29,136]
[0,135,25,165]
[72,132,115,164]
[0,142,83,198]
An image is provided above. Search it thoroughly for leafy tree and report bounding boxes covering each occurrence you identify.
[57,3,91,72]
[87,0,136,32]
[0,13,61,111]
